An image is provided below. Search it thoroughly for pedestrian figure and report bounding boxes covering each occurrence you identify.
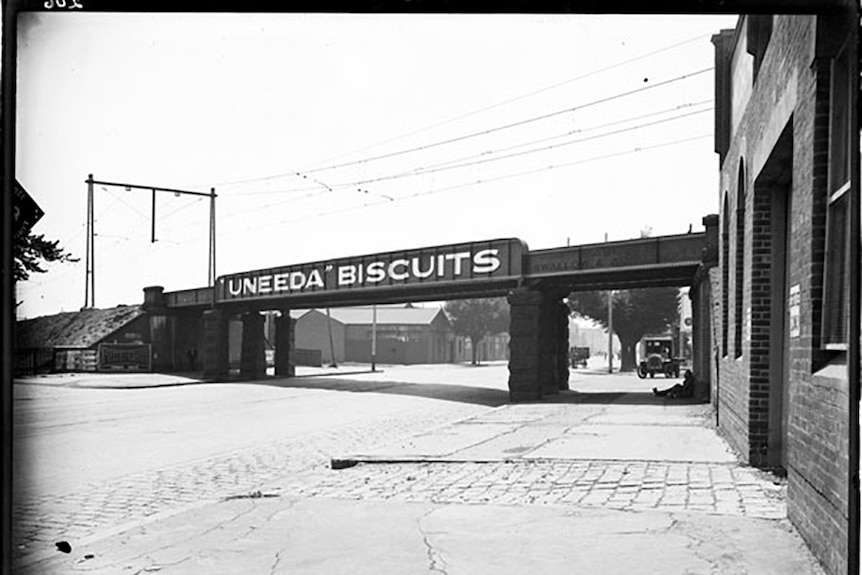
[187,347,198,371]
[653,369,695,399]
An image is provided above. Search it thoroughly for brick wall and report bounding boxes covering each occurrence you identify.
[788,366,850,575]
[714,15,851,575]
[748,186,773,466]
[708,267,722,408]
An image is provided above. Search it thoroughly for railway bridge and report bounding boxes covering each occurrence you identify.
[142,215,718,402]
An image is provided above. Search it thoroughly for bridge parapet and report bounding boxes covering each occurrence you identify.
[525,232,705,290]
[528,232,705,275]
[163,287,213,309]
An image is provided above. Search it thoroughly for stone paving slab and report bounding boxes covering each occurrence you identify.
[19,496,824,575]
[336,402,737,464]
[584,403,715,426]
[530,424,739,463]
[453,423,574,460]
[350,422,518,459]
[464,403,594,424]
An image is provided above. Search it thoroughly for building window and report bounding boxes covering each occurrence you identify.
[822,40,852,349]
[735,163,746,358]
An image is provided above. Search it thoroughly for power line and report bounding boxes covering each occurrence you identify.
[192,66,713,192]
[176,112,714,232]
[299,67,713,175]
[387,134,713,204]
[301,33,714,169]
[228,99,713,198]
[411,100,713,172]
[320,107,713,190]
[216,133,712,237]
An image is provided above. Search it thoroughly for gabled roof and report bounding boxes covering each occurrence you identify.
[291,305,448,327]
[15,305,146,349]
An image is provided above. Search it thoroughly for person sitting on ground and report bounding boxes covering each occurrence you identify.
[653,370,695,399]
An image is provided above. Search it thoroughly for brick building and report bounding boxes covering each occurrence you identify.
[705,13,858,575]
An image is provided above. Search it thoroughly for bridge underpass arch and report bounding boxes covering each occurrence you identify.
[507,220,718,402]
[150,219,718,403]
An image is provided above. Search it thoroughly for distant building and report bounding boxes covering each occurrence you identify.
[568,317,619,358]
[14,305,152,374]
[270,304,508,365]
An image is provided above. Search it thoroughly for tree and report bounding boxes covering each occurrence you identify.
[444,297,509,365]
[567,287,680,372]
[13,232,78,282]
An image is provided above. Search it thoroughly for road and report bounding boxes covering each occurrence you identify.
[12,363,510,565]
[11,363,824,574]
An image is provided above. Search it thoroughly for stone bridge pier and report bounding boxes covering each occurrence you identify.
[202,308,295,381]
[507,286,570,402]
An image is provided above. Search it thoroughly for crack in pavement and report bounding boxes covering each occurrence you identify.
[129,555,191,575]
[103,500,261,574]
[238,497,298,540]
[670,516,745,575]
[269,549,284,575]
[417,508,447,575]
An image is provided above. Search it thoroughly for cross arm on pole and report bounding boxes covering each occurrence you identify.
[87,178,215,198]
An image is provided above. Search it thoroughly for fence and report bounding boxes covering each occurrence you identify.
[14,348,55,376]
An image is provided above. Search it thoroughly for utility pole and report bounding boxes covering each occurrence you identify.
[608,289,614,374]
[208,188,216,287]
[605,232,613,374]
[84,174,95,308]
[84,175,217,308]
[326,307,338,368]
[371,304,378,372]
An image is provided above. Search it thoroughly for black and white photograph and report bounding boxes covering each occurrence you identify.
[5,3,859,575]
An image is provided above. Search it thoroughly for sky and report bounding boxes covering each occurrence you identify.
[15,12,739,319]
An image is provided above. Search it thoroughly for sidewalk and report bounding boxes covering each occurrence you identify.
[333,397,736,465]
[25,495,821,575]
[13,364,391,389]
[16,370,827,575]
[14,372,203,389]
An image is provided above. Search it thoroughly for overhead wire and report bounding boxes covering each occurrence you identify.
[178,102,714,229]
[216,133,713,237]
[317,106,714,190]
[75,88,715,243]
[298,67,713,175]
[226,98,713,198]
[196,33,714,190]
[301,33,714,169]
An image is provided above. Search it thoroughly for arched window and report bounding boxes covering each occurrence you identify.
[735,161,746,358]
[722,192,730,357]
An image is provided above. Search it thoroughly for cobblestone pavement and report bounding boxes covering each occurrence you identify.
[286,460,786,518]
[12,369,789,569]
[12,401,485,566]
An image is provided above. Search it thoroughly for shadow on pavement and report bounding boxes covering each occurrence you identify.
[250,376,510,408]
[546,390,705,406]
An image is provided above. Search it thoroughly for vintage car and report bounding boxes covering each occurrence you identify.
[636,338,680,379]
[569,346,590,368]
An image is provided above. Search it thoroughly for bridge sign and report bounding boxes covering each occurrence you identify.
[216,238,526,304]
